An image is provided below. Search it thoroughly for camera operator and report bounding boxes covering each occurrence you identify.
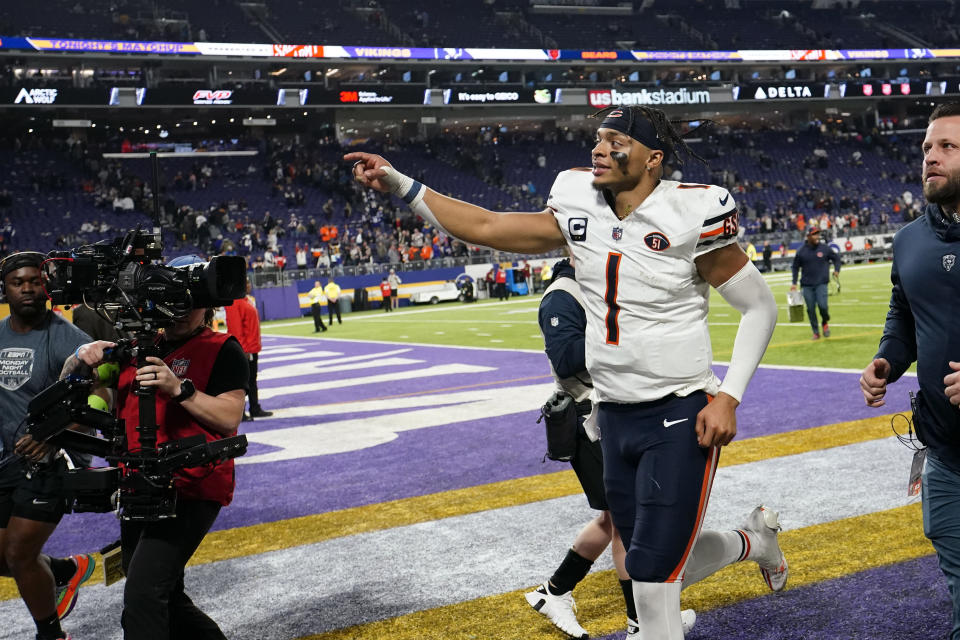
[76,254,249,640]
[0,252,103,640]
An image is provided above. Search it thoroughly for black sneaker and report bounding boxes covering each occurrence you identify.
[250,409,273,418]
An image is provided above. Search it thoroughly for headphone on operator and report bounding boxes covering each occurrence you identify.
[0,251,47,304]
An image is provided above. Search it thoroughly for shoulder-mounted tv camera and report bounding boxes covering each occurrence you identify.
[26,226,249,520]
[43,226,246,332]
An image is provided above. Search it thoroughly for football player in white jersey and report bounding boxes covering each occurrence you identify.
[345,105,783,639]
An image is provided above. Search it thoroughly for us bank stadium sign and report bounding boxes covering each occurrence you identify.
[588,88,710,107]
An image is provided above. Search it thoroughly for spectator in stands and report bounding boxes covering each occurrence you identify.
[791,228,841,340]
[295,244,308,273]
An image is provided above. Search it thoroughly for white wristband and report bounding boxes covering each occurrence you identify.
[381,166,448,235]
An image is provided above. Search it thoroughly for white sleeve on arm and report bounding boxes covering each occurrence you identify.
[715,260,778,403]
[381,166,451,237]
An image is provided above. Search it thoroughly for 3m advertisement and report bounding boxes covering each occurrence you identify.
[4,87,111,106]
[304,87,428,105]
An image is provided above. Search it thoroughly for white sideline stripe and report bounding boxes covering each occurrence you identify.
[710,321,886,328]
[257,357,423,382]
[260,334,546,355]
[258,347,413,365]
[256,363,497,400]
[710,360,917,377]
[763,262,891,282]
[25,435,915,640]
[265,298,542,328]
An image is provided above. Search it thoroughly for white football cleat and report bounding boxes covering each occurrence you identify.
[742,505,789,592]
[681,608,697,635]
[626,609,696,637]
[525,583,589,639]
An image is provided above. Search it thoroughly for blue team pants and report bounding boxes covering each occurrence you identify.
[923,454,960,640]
[598,392,718,583]
[801,283,830,335]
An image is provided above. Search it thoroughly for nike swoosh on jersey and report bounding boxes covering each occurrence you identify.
[32,498,50,505]
[663,418,688,428]
[719,194,730,206]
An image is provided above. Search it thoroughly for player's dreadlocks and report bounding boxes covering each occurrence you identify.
[592,105,711,167]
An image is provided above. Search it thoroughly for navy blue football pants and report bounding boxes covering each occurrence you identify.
[599,392,719,583]
[801,283,830,334]
[923,454,960,640]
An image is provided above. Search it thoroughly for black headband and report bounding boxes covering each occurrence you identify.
[1,252,45,281]
[599,108,663,151]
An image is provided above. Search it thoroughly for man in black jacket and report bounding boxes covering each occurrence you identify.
[860,102,960,640]
[791,227,841,340]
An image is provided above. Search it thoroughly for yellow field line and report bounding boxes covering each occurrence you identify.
[300,504,931,640]
[0,413,900,603]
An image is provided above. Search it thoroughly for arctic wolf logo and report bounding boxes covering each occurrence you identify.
[0,347,34,390]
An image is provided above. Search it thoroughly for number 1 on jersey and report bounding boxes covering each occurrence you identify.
[605,252,621,345]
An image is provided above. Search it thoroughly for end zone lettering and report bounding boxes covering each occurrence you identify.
[588,87,710,107]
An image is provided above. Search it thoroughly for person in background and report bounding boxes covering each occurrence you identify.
[324,277,342,326]
[380,277,392,312]
[225,279,272,421]
[388,268,402,310]
[307,280,327,333]
[790,227,841,340]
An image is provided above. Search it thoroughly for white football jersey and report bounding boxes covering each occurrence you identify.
[547,169,739,403]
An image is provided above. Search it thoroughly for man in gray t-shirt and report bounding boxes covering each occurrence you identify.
[0,252,99,640]
[0,312,93,479]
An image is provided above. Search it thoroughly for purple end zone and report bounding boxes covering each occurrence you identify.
[42,338,916,557]
[597,554,950,640]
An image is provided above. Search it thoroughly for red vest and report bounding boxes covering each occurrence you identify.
[117,328,236,506]
[380,282,391,297]
[224,297,261,354]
